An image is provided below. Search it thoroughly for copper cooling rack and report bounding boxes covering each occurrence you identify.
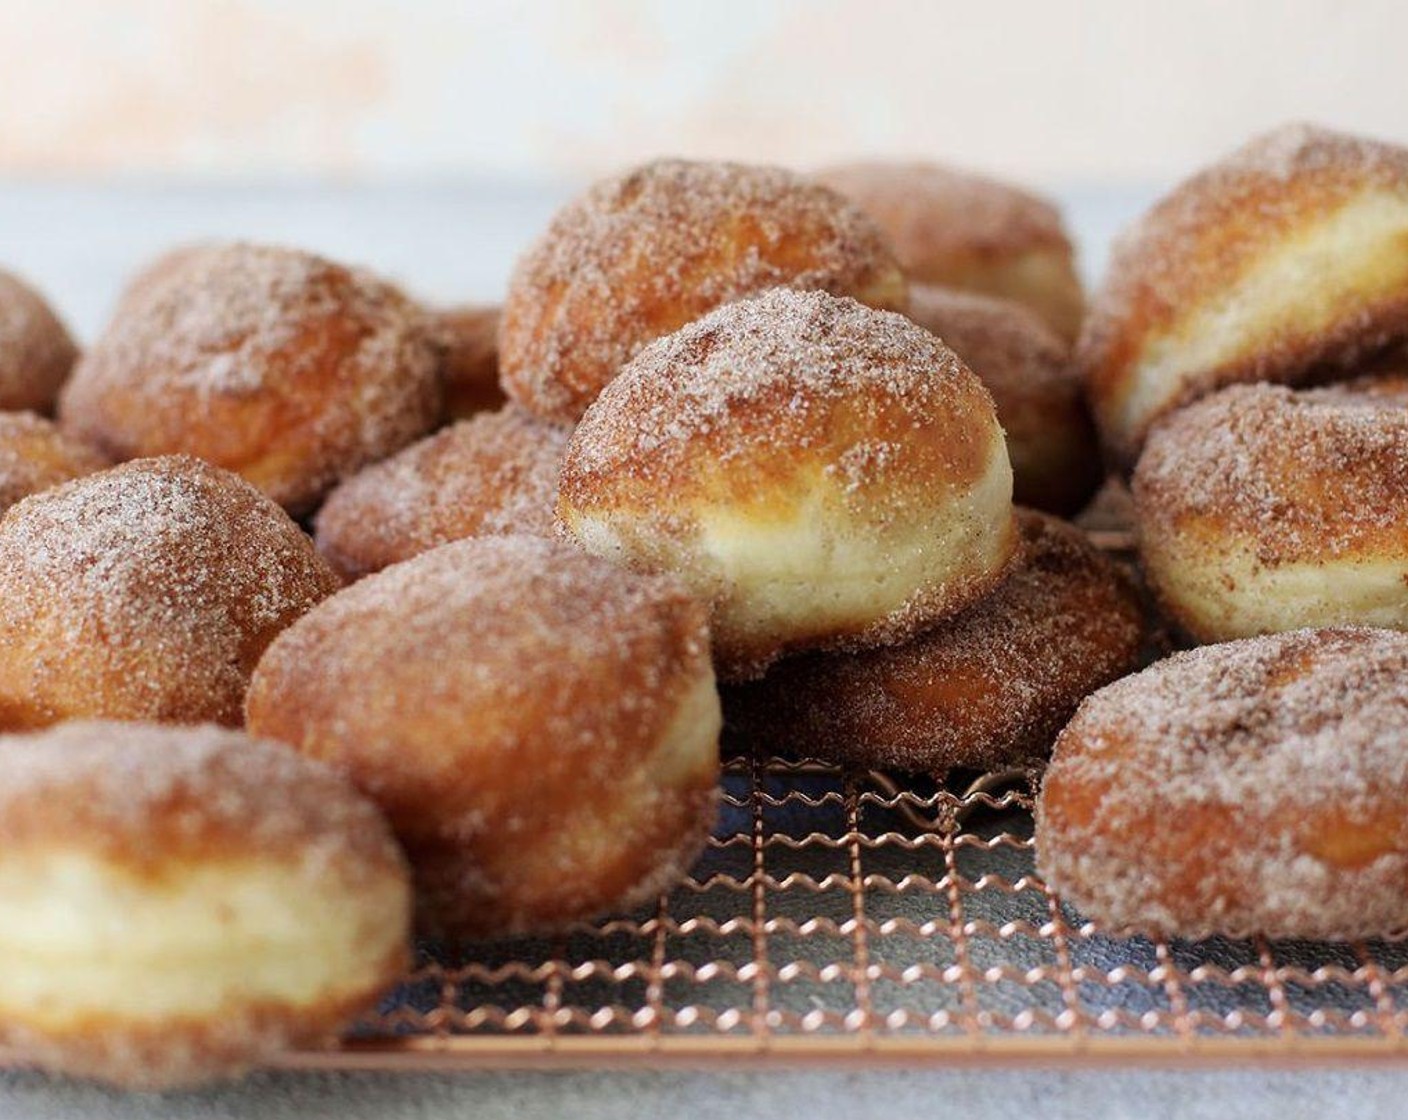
[280,746,1408,1070]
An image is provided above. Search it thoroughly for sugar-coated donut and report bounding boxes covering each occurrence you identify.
[0,720,410,1090]
[725,511,1145,773]
[1037,628,1408,938]
[907,284,1100,514]
[1133,378,1408,642]
[0,269,78,414]
[557,288,1016,681]
[500,158,908,423]
[59,242,442,515]
[0,412,107,515]
[815,161,1085,340]
[314,406,569,580]
[0,456,341,729]
[429,304,506,419]
[1081,123,1408,466]
[246,535,720,937]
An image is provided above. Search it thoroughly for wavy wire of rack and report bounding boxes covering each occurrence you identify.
[287,747,1408,1070]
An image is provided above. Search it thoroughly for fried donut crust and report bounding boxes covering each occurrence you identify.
[246,535,721,938]
[724,511,1145,773]
[0,720,411,1089]
[1133,378,1408,642]
[558,288,1016,680]
[1081,123,1408,467]
[0,411,108,515]
[816,160,1085,340]
[58,242,442,515]
[0,269,78,414]
[500,158,908,423]
[429,304,506,420]
[0,455,341,730]
[1036,628,1408,939]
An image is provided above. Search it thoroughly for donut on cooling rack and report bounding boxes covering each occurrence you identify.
[0,269,78,414]
[814,160,1085,340]
[556,287,1017,682]
[246,535,721,938]
[906,284,1100,514]
[724,510,1146,773]
[0,456,340,729]
[58,242,442,514]
[429,304,506,419]
[499,158,908,423]
[1081,122,1408,467]
[1037,627,1408,939]
[314,406,569,580]
[0,412,107,514]
[1132,377,1408,642]
[0,720,410,1090]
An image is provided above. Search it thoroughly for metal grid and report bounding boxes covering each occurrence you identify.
[302,747,1408,1069]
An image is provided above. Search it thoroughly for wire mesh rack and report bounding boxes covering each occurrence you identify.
[290,744,1408,1070]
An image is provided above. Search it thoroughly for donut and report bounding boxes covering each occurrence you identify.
[245,535,720,937]
[314,406,569,580]
[725,510,1145,773]
[0,269,78,414]
[1037,627,1408,939]
[557,287,1017,681]
[0,720,410,1089]
[1132,378,1408,642]
[499,158,908,423]
[907,283,1100,514]
[429,304,506,419]
[1080,123,1408,467]
[557,284,1013,679]
[58,242,442,515]
[815,160,1085,340]
[0,456,341,729]
[0,412,107,515]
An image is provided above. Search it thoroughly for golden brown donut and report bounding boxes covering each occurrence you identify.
[0,455,341,729]
[725,511,1145,773]
[500,158,908,423]
[815,160,1085,340]
[59,242,442,515]
[557,288,1016,681]
[1081,123,1408,467]
[429,304,506,419]
[1133,378,1408,642]
[0,269,78,414]
[1037,627,1408,939]
[907,283,1100,514]
[246,535,720,937]
[0,412,107,515]
[0,720,410,1090]
[314,406,569,580]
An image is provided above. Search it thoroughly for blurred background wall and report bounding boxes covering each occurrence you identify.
[0,0,1403,185]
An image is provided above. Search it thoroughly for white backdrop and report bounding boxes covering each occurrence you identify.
[0,0,1402,184]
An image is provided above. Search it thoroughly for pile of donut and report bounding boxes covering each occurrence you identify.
[1,120,1407,1088]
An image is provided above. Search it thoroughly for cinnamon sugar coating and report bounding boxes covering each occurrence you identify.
[314,406,569,580]
[725,511,1146,773]
[0,456,341,729]
[816,160,1085,340]
[0,412,107,514]
[557,288,1016,681]
[1080,123,1408,466]
[246,535,721,937]
[1037,628,1408,938]
[0,269,78,414]
[908,284,1100,514]
[1133,378,1408,641]
[59,242,442,514]
[500,158,908,423]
